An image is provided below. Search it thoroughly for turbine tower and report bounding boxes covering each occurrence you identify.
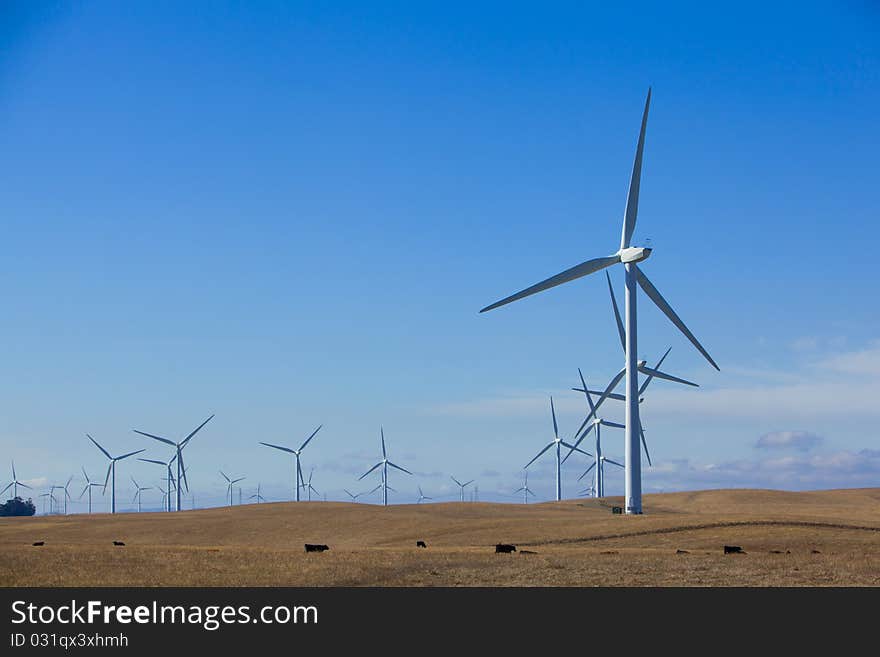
[259,425,322,502]
[79,468,103,514]
[450,476,473,503]
[220,471,245,506]
[523,397,591,501]
[133,415,214,512]
[514,472,536,504]
[87,435,145,514]
[480,89,718,514]
[358,427,411,506]
[1,461,32,499]
[131,477,152,513]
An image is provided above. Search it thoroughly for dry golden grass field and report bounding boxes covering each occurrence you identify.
[1,488,879,586]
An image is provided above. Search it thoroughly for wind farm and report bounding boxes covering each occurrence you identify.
[1,0,876,594]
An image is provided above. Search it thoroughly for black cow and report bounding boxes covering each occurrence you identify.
[32,541,44,546]
[113,541,125,546]
[495,543,516,553]
[305,543,329,553]
[416,541,427,548]
[723,545,744,554]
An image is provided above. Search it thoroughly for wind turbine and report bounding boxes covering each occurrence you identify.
[578,454,624,498]
[417,486,432,503]
[157,484,169,510]
[79,468,103,514]
[514,472,536,504]
[450,476,474,503]
[523,397,592,501]
[344,489,364,503]
[132,414,214,512]
[250,484,266,504]
[259,425,322,502]
[220,471,245,506]
[1,461,32,499]
[138,456,177,512]
[480,89,718,513]
[87,435,145,514]
[60,476,74,515]
[304,469,319,501]
[39,491,56,515]
[359,428,411,507]
[131,477,152,513]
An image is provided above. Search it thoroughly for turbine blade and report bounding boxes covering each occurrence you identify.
[259,441,295,454]
[577,462,597,481]
[298,424,322,452]
[451,476,462,487]
[116,449,146,461]
[524,442,554,469]
[138,458,167,466]
[387,461,412,475]
[602,420,626,429]
[480,255,621,313]
[620,87,651,250]
[463,480,474,487]
[11,461,17,479]
[87,434,112,459]
[577,369,596,415]
[79,485,89,499]
[638,365,698,387]
[640,420,653,467]
[182,414,214,446]
[605,458,625,468]
[638,346,672,395]
[220,471,230,482]
[179,452,190,492]
[0,483,12,496]
[359,462,382,480]
[562,422,595,464]
[606,270,626,352]
[381,427,386,459]
[550,397,559,440]
[560,442,593,458]
[19,482,32,490]
[132,429,176,446]
[635,268,719,371]
[103,463,111,493]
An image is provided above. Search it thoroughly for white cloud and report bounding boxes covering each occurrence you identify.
[755,430,822,451]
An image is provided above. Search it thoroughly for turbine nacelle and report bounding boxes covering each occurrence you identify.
[618,246,652,264]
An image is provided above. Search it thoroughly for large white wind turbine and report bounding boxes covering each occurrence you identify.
[259,425,322,502]
[220,471,245,506]
[131,477,152,513]
[1,461,32,499]
[133,415,214,512]
[514,472,537,504]
[87,435,145,514]
[79,467,103,514]
[523,397,591,502]
[138,456,177,512]
[359,427,411,507]
[450,476,474,502]
[480,89,718,514]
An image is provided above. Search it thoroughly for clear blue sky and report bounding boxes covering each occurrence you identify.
[2,1,878,510]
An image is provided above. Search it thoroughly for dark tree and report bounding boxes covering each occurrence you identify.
[0,496,36,517]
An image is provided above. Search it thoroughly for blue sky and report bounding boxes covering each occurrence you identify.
[1,2,879,511]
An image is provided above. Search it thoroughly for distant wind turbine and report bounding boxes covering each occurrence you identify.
[259,425,322,502]
[523,397,592,501]
[344,489,364,503]
[79,467,103,514]
[220,471,245,507]
[480,89,719,514]
[87,435,145,514]
[450,476,474,503]
[131,477,152,513]
[1,461,32,499]
[417,486,432,503]
[138,456,177,512]
[133,415,214,512]
[514,472,536,504]
[304,469,319,501]
[250,484,266,504]
[358,427,411,507]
